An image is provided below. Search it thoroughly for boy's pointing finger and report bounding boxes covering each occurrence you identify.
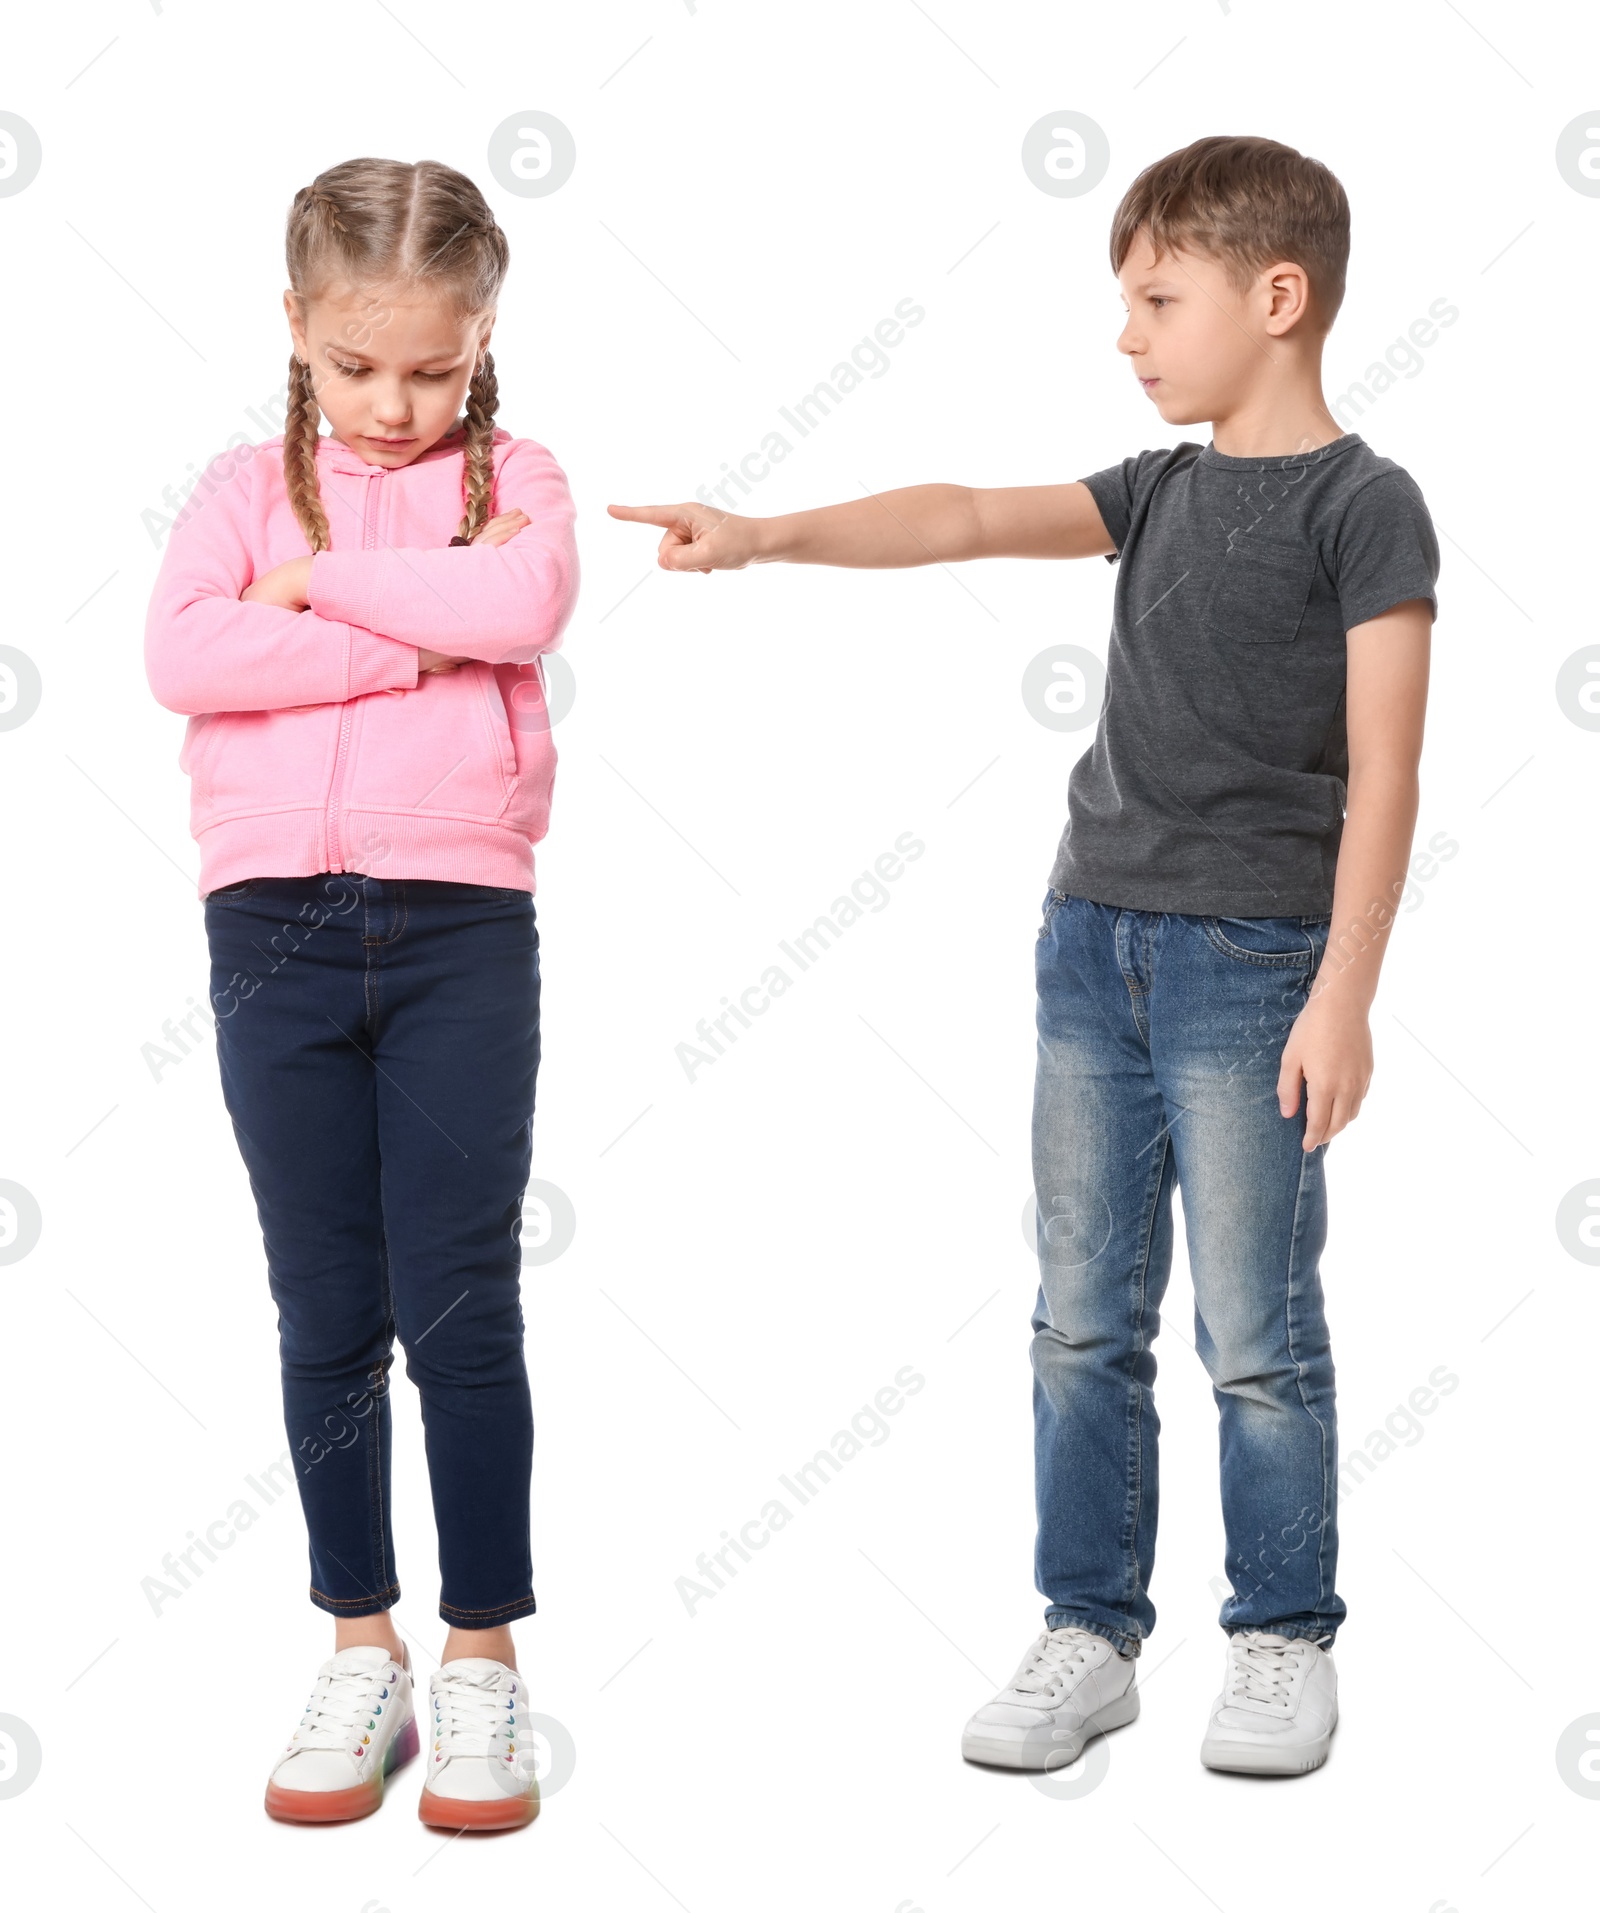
[608,503,682,527]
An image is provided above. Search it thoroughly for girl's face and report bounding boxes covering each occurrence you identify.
[285,282,493,468]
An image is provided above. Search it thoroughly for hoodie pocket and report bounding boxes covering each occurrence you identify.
[340,668,513,823]
[179,712,227,782]
[476,663,519,786]
[488,661,559,835]
[185,706,340,822]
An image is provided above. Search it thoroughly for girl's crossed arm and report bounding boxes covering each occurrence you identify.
[303,437,578,668]
[243,508,533,676]
[148,439,579,716]
[146,478,420,717]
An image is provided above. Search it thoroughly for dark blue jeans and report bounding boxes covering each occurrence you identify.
[1031,890,1344,1654]
[204,873,540,1626]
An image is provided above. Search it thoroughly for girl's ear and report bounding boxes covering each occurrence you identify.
[283,287,308,359]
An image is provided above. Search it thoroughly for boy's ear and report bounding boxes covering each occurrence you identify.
[1262,260,1315,337]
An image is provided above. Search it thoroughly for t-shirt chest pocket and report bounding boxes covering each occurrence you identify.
[1204,537,1317,644]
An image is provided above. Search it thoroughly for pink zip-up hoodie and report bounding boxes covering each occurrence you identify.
[145,423,579,896]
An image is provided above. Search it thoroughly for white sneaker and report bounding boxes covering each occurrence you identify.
[264,1643,417,1822]
[1199,1630,1338,1775]
[418,1658,540,1830]
[961,1626,1140,1770]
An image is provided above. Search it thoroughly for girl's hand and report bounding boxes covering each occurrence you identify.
[607,501,758,573]
[1279,986,1374,1151]
[418,648,471,674]
[468,509,530,548]
[241,556,314,609]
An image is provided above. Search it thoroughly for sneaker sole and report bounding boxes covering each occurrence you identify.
[1199,1716,1336,1777]
[962,1683,1140,1772]
[418,1782,540,1831]
[264,1714,419,1823]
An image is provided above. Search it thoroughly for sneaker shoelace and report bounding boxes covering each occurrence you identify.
[433,1668,513,1761]
[1226,1632,1312,1708]
[295,1664,393,1750]
[1010,1628,1100,1701]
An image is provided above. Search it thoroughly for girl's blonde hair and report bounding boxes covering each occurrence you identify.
[283,157,511,551]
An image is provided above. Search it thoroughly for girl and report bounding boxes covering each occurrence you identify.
[144,158,579,1830]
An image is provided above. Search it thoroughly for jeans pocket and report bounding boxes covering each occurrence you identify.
[1201,915,1318,966]
[204,878,260,902]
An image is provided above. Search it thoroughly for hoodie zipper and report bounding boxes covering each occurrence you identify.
[324,468,381,872]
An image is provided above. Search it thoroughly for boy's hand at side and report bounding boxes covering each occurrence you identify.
[1279,992,1373,1151]
[1278,597,1432,1153]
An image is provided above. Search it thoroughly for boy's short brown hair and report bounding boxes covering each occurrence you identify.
[1110,135,1351,329]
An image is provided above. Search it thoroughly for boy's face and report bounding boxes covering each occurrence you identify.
[284,283,493,468]
[1114,232,1299,428]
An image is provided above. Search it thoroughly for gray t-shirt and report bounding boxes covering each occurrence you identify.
[1048,432,1439,916]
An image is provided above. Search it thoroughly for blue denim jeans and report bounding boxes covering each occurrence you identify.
[204,873,540,1627]
[1031,890,1343,1654]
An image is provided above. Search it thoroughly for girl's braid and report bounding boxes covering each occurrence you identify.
[283,352,332,554]
[456,349,501,543]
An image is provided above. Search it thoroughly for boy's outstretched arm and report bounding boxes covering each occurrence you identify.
[607,482,1116,572]
[1281,596,1432,1152]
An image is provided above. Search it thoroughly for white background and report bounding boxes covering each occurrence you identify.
[2,3,1594,1909]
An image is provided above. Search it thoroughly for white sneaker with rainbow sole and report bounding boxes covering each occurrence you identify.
[264,1643,417,1823]
[418,1658,540,1831]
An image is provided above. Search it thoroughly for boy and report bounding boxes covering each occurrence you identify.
[611,135,1438,1777]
